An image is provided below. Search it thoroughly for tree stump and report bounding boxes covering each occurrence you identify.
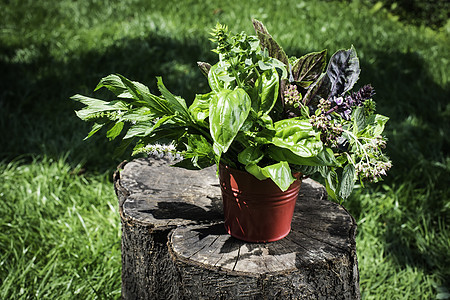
[114,157,360,300]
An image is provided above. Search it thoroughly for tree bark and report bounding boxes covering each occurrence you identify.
[114,157,360,299]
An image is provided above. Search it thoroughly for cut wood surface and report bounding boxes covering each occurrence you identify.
[114,157,360,299]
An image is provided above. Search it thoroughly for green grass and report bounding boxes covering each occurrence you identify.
[0,156,121,299]
[0,0,449,299]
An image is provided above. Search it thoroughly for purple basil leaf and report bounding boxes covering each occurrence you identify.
[302,72,330,106]
[197,61,211,78]
[252,19,288,66]
[291,50,327,83]
[326,46,360,98]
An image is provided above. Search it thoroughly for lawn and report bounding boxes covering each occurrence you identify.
[1,0,449,299]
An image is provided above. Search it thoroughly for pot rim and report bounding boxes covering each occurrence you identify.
[219,163,303,181]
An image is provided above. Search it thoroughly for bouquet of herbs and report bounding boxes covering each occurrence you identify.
[72,20,391,202]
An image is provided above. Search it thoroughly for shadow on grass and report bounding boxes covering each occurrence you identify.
[0,32,214,173]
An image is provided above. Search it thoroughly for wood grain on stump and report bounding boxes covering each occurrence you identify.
[114,157,360,300]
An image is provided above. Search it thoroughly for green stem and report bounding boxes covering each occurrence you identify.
[342,128,370,164]
[234,70,244,88]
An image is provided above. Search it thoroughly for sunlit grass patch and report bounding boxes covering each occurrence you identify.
[0,156,121,299]
[349,181,450,299]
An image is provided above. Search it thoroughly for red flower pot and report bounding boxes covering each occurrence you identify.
[219,164,302,242]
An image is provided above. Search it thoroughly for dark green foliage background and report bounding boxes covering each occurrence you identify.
[360,0,449,29]
[0,0,448,298]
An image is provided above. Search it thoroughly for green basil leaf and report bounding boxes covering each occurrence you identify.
[94,74,129,97]
[352,106,366,134]
[268,146,315,165]
[261,161,295,191]
[121,107,155,122]
[238,146,264,165]
[209,88,251,154]
[84,122,105,140]
[258,58,288,79]
[338,164,356,200]
[123,123,151,140]
[174,134,215,170]
[132,125,186,152]
[268,146,338,166]
[245,163,269,180]
[318,147,340,166]
[253,68,279,115]
[94,74,141,99]
[189,92,212,124]
[117,74,149,102]
[245,161,295,192]
[240,112,256,132]
[106,121,124,141]
[367,114,389,136]
[116,74,173,116]
[255,113,274,131]
[208,63,225,92]
[271,119,323,157]
[71,94,127,110]
[324,168,339,201]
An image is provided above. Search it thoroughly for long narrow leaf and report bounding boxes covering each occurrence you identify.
[117,74,174,117]
[124,115,173,139]
[71,94,125,108]
[117,74,147,102]
[156,77,191,122]
[121,107,155,122]
[252,19,288,66]
[84,122,105,140]
[238,146,264,165]
[71,95,128,120]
